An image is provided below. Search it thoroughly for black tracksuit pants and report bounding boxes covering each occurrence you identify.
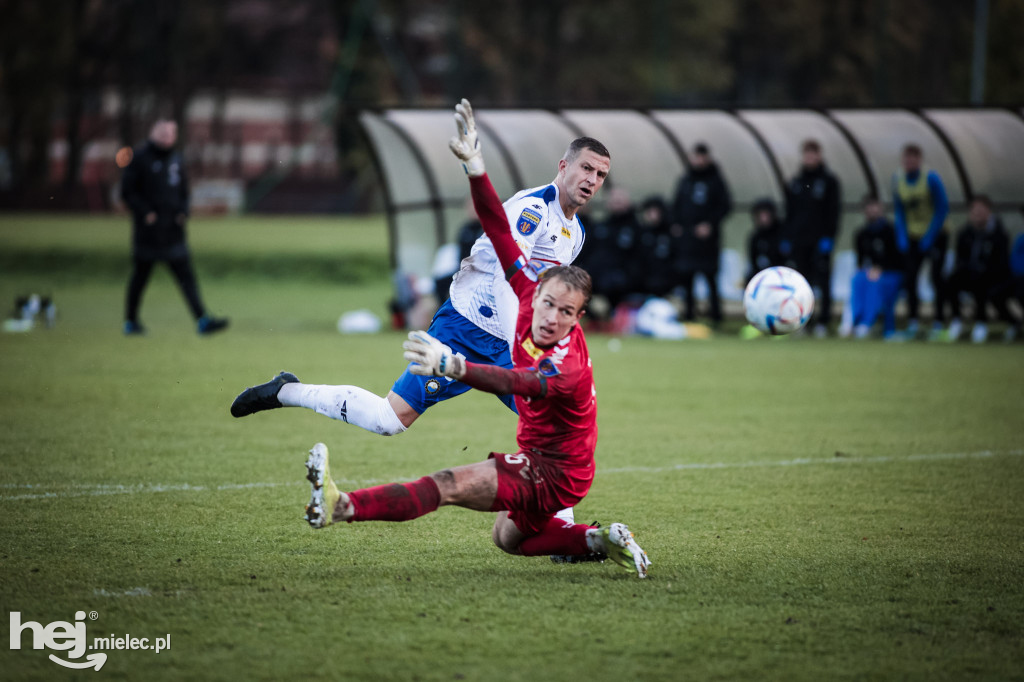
[903,232,949,323]
[126,255,206,323]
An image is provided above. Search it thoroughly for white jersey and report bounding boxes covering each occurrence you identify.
[450,182,586,343]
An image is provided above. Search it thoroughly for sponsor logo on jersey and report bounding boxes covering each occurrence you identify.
[521,337,544,360]
[516,208,542,235]
[560,226,571,238]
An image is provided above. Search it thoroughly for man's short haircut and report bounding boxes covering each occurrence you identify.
[801,139,821,153]
[972,194,993,209]
[150,119,171,133]
[693,142,710,155]
[902,143,923,157]
[564,137,610,164]
[862,193,880,205]
[540,265,592,308]
[752,197,776,215]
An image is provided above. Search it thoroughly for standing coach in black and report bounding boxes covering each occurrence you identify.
[121,119,228,336]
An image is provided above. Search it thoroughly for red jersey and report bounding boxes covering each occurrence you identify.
[465,173,598,503]
[506,265,597,495]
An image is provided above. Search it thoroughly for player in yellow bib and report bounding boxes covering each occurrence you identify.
[892,144,950,339]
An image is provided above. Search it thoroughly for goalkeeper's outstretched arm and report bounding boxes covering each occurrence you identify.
[469,174,525,279]
[401,330,546,398]
[448,98,526,277]
[460,361,546,398]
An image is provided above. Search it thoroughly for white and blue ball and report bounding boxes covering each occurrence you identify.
[743,266,815,335]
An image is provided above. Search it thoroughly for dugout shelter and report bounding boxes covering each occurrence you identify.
[360,107,1024,304]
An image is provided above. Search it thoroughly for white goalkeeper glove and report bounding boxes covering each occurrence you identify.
[402,330,465,379]
[448,98,485,177]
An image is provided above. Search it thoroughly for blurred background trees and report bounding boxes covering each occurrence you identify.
[0,0,1020,207]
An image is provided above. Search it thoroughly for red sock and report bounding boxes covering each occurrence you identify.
[518,517,594,556]
[348,476,440,522]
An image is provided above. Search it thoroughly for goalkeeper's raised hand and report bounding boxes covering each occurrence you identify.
[402,330,465,379]
[448,98,485,177]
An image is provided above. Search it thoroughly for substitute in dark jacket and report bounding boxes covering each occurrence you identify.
[121,120,227,335]
[945,195,1020,342]
[636,196,678,297]
[747,197,783,281]
[780,139,841,335]
[577,187,639,308]
[672,143,732,323]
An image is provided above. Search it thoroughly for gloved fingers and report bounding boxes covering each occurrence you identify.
[408,363,433,377]
[408,330,436,345]
[402,339,429,353]
[455,111,469,138]
[456,100,474,129]
[403,348,430,365]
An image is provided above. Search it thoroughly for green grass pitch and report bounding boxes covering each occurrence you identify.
[1,214,1022,681]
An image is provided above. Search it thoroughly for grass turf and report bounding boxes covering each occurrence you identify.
[1,214,1022,681]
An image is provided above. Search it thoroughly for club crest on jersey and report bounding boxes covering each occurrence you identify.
[425,378,441,395]
[521,337,544,360]
[516,208,542,236]
[537,357,561,377]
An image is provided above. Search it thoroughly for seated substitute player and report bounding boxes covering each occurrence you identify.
[844,195,905,340]
[944,195,1020,343]
[746,197,783,281]
[300,108,650,577]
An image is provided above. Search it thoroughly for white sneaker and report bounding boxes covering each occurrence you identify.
[853,324,871,339]
[304,443,342,529]
[601,523,651,578]
[970,323,989,344]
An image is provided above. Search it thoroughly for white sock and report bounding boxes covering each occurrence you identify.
[277,384,407,436]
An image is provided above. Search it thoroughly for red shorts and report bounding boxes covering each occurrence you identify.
[489,451,594,535]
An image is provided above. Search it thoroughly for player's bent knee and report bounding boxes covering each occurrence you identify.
[491,512,523,555]
[491,526,520,555]
[429,460,498,510]
[492,534,520,555]
[430,469,457,501]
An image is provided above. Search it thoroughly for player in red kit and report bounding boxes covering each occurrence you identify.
[301,99,650,577]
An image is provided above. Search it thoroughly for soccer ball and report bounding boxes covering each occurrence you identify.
[743,266,815,335]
